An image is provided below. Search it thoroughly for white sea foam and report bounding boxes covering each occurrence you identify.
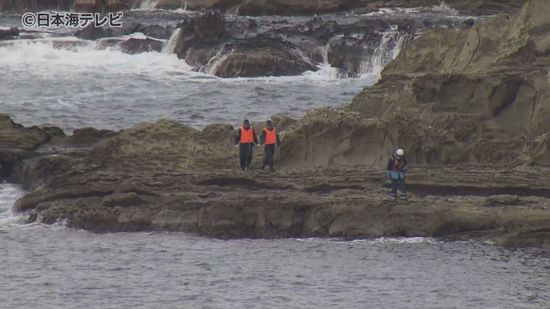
[162,28,181,54]
[0,183,25,226]
[295,237,438,244]
[360,30,407,77]
[364,3,459,17]
[0,38,194,78]
[139,0,159,9]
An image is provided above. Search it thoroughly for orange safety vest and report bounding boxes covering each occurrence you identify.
[263,127,277,145]
[240,127,255,144]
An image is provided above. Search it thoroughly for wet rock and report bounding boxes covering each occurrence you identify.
[73,0,129,11]
[40,126,66,138]
[464,18,476,28]
[139,25,173,40]
[73,0,102,12]
[75,25,113,40]
[155,0,188,10]
[174,12,320,77]
[211,36,317,77]
[184,0,526,16]
[174,11,227,68]
[17,155,74,190]
[105,0,130,11]
[120,37,163,54]
[0,114,51,181]
[0,0,527,15]
[170,6,465,77]
[326,35,370,78]
[68,127,117,146]
[0,114,50,153]
[0,27,18,40]
[0,0,73,11]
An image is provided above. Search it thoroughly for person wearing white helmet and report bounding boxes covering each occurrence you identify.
[386,148,408,199]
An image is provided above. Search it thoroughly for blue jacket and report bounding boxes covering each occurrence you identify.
[386,156,408,179]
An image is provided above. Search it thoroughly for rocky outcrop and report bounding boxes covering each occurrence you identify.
[0,114,50,179]
[0,0,73,11]
[173,10,467,77]
[0,0,527,15]
[210,36,317,77]
[72,0,101,11]
[0,109,546,249]
[120,37,163,53]
[0,27,18,40]
[2,0,550,249]
[75,25,113,40]
[281,0,550,168]
[73,0,129,11]
[1,114,548,249]
[0,1,487,77]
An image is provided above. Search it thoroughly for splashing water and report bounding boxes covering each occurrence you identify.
[162,28,181,54]
[138,0,159,10]
[360,30,407,77]
[312,44,339,80]
[0,183,25,227]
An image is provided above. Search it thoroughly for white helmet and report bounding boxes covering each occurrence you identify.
[396,148,405,157]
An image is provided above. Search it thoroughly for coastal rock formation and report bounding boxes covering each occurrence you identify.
[72,0,129,11]
[0,0,527,16]
[1,1,478,77]
[210,36,317,77]
[2,112,549,249]
[173,11,430,77]
[1,0,549,249]
[0,27,18,40]
[72,0,101,11]
[283,0,550,167]
[0,0,73,11]
[120,37,163,53]
[0,114,50,179]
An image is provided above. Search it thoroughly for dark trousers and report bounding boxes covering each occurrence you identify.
[391,177,406,196]
[239,143,254,170]
[263,144,275,170]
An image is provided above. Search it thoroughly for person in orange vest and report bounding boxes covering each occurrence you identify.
[234,119,258,171]
[259,119,281,172]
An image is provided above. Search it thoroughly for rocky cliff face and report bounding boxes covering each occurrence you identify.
[4,114,550,249]
[1,0,550,248]
[0,0,527,15]
[281,0,550,168]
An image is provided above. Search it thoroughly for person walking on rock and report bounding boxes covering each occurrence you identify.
[260,119,281,172]
[234,119,258,171]
[386,148,408,199]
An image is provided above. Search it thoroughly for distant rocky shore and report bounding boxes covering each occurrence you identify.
[0,4,479,78]
[0,0,527,16]
[1,0,549,249]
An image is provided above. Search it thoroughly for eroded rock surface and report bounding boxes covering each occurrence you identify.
[0,113,547,249]
[0,0,549,249]
[284,0,550,168]
[0,0,527,16]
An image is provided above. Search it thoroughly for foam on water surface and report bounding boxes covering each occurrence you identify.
[0,183,25,227]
